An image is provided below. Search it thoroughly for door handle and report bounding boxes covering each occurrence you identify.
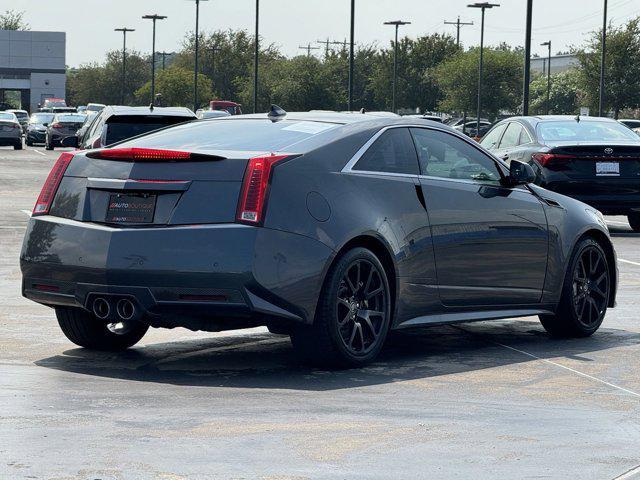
[414,184,427,211]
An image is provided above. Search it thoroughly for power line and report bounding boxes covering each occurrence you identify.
[444,16,473,46]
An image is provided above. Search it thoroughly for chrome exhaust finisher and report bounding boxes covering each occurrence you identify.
[116,298,136,321]
[92,297,111,320]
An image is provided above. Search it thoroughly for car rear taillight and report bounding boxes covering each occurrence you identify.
[50,122,63,129]
[532,153,576,168]
[236,154,292,225]
[32,152,74,216]
[86,148,192,161]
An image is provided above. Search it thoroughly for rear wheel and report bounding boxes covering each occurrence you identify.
[25,139,33,146]
[13,140,22,150]
[290,248,392,368]
[55,307,148,350]
[628,212,640,232]
[539,237,610,338]
[45,136,54,150]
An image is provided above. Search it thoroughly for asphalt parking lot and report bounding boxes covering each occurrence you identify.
[2,146,640,479]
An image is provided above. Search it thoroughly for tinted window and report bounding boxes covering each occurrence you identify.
[480,123,507,150]
[353,128,419,175]
[499,122,525,148]
[120,119,340,151]
[411,128,501,183]
[538,120,639,142]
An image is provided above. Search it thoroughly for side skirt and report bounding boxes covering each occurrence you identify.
[394,307,555,330]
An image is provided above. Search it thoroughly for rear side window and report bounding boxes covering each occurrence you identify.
[353,128,419,175]
[120,119,339,152]
[105,115,192,145]
[480,123,507,150]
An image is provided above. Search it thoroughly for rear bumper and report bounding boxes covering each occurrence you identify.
[26,131,46,143]
[542,179,640,215]
[20,217,334,332]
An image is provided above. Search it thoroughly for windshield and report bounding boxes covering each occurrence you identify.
[54,114,86,123]
[0,113,16,121]
[119,119,340,152]
[12,112,28,120]
[30,113,55,124]
[538,120,640,142]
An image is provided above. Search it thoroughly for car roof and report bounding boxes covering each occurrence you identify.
[234,110,418,125]
[503,115,620,127]
[6,109,27,113]
[104,105,196,117]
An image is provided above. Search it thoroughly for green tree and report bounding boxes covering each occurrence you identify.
[66,50,150,106]
[575,17,640,118]
[530,69,583,115]
[0,10,29,30]
[135,67,212,108]
[435,46,522,119]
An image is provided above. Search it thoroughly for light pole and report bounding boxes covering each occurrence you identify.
[114,27,134,105]
[599,0,608,117]
[254,0,259,113]
[188,0,208,113]
[522,0,533,115]
[142,14,167,106]
[468,3,499,135]
[541,41,551,115]
[444,16,473,47]
[384,20,411,114]
[348,0,355,111]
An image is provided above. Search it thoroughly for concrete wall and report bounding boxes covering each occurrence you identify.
[0,30,66,112]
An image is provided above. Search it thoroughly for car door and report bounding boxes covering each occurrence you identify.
[411,127,549,307]
[492,121,533,164]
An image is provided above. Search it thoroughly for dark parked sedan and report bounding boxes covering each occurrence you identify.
[45,113,86,150]
[481,115,640,231]
[21,112,617,367]
[25,113,55,146]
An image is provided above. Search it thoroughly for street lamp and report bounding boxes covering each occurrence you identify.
[541,41,551,115]
[522,0,533,115]
[188,0,208,113]
[114,27,134,105]
[142,14,167,106]
[348,0,355,111]
[467,2,499,135]
[254,0,259,113]
[599,0,608,117]
[383,20,411,114]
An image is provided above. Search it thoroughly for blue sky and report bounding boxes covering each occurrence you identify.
[8,0,639,66]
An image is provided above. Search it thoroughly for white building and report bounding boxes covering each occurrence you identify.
[0,30,66,113]
[530,53,579,75]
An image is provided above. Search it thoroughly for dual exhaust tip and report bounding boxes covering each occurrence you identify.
[92,296,137,321]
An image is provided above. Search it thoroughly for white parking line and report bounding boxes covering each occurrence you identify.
[20,209,31,217]
[619,258,640,267]
[30,149,46,156]
[613,464,640,480]
[495,341,640,399]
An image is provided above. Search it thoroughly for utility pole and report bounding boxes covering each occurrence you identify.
[348,0,355,111]
[599,0,608,117]
[142,14,167,106]
[114,27,134,105]
[522,0,533,115]
[299,43,320,57]
[253,0,259,113]
[444,16,473,46]
[317,38,331,56]
[383,20,411,114]
[158,51,171,70]
[541,41,551,115]
[468,3,499,135]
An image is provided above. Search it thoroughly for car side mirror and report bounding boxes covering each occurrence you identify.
[42,123,49,127]
[507,160,536,185]
[61,136,79,148]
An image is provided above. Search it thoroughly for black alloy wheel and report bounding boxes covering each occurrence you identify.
[336,258,388,356]
[572,245,609,327]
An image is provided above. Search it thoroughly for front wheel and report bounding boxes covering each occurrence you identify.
[628,212,640,232]
[55,307,148,350]
[13,141,22,150]
[290,247,392,368]
[540,237,611,338]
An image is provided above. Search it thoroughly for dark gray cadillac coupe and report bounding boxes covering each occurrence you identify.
[20,111,617,367]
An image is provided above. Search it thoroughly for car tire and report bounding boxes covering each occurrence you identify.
[45,141,54,150]
[628,212,640,232]
[290,247,392,368]
[55,307,148,350]
[539,237,611,338]
[14,141,22,150]
[25,139,33,147]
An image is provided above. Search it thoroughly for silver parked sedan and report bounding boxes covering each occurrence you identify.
[0,112,23,150]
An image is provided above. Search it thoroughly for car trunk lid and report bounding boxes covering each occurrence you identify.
[537,143,640,179]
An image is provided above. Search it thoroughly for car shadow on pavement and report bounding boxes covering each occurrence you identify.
[34,319,640,391]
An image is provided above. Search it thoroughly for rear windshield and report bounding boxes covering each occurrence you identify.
[54,114,86,123]
[105,115,192,145]
[538,120,639,142]
[13,112,28,120]
[119,119,340,152]
[30,113,55,124]
[0,113,15,121]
